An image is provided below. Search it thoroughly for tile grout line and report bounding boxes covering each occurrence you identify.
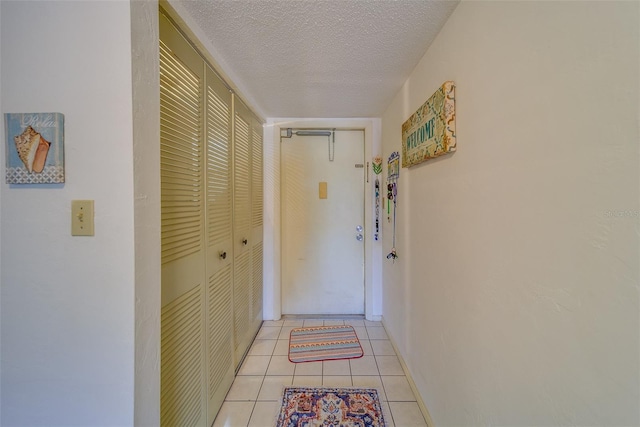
[244,401,258,427]
[370,339,398,427]
[380,320,428,426]
[253,334,272,404]
[249,321,283,426]
[259,329,281,424]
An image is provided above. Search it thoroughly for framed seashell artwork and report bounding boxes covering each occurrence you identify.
[4,113,65,184]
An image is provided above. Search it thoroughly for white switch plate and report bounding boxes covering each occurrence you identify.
[71,200,94,236]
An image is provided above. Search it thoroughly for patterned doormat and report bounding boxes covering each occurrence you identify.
[276,387,387,427]
[288,325,363,363]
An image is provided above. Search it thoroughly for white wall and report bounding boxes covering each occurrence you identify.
[0,3,3,422]
[381,1,639,426]
[263,119,281,319]
[264,118,383,320]
[1,2,136,425]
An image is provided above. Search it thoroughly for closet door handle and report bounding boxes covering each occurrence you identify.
[242,238,248,246]
[219,251,227,260]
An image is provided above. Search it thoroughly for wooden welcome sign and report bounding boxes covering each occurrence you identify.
[401,81,456,167]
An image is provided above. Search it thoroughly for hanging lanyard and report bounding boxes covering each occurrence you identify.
[386,152,399,262]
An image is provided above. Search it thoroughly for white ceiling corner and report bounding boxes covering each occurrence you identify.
[172,0,460,118]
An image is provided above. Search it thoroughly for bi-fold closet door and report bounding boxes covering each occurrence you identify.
[159,12,263,427]
[232,100,264,365]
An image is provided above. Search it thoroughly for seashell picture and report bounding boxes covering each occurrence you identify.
[4,113,64,184]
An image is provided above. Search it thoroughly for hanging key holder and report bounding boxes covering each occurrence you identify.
[386,152,400,262]
[372,156,382,241]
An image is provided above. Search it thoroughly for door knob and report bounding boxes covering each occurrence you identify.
[356,225,363,232]
[219,251,227,260]
[242,238,248,246]
[356,234,363,241]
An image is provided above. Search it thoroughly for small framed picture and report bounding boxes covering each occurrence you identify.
[4,112,65,184]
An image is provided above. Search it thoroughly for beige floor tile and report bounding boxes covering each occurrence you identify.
[292,375,323,386]
[346,319,365,327]
[257,376,292,401]
[266,355,295,376]
[282,319,304,327]
[353,326,369,340]
[225,375,263,401]
[262,320,284,327]
[380,401,396,427]
[359,339,373,356]
[303,319,324,327]
[279,326,296,340]
[371,340,395,356]
[388,402,427,426]
[352,375,386,400]
[323,359,351,376]
[294,361,322,376]
[323,375,352,387]
[256,326,281,340]
[212,401,254,427]
[215,317,425,427]
[381,376,415,401]
[376,355,404,375]
[350,356,379,376]
[248,401,280,427]
[273,339,290,356]
[238,355,271,376]
[366,326,388,340]
[249,339,277,356]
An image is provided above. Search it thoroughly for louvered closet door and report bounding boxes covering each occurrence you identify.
[159,13,206,427]
[204,64,234,426]
[250,116,264,332]
[232,99,254,365]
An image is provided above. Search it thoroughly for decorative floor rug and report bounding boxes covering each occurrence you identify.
[288,325,363,363]
[276,387,387,427]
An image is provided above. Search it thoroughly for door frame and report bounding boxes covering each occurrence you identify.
[263,118,383,321]
[280,128,366,315]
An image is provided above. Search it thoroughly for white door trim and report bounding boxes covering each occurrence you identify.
[281,129,365,314]
[263,118,383,321]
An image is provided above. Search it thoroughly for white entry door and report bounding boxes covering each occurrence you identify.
[281,130,364,314]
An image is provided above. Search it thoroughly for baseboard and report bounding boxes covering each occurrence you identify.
[280,314,366,320]
[272,314,382,321]
[381,316,435,427]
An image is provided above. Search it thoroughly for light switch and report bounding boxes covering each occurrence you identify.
[71,200,94,236]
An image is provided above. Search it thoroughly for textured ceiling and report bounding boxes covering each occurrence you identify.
[174,0,459,118]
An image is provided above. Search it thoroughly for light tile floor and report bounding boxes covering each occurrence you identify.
[213,318,428,427]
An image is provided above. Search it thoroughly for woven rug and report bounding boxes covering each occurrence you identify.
[276,387,387,427]
[288,325,363,363]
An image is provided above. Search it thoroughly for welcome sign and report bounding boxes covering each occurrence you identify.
[401,81,456,167]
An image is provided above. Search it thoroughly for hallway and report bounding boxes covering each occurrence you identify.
[1,2,638,426]
[213,319,428,427]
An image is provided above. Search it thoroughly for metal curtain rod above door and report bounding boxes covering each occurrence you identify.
[280,128,336,161]
[281,128,364,134]
[281,128,334,138]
